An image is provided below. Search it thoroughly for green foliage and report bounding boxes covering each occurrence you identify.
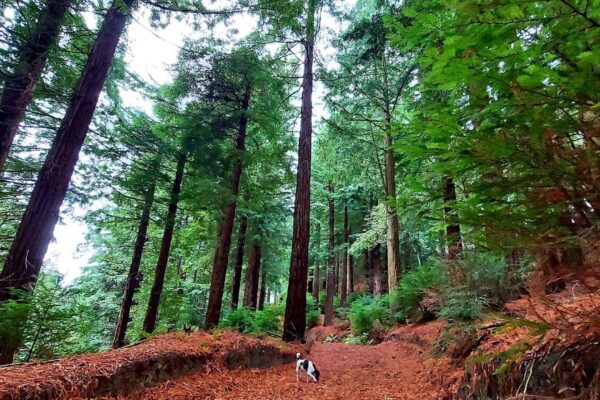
[390,262,446,319]
[348,295,390,334]
[220,307,255,333]
[252,304,284,335]
[344,332,370,345]
[305,295,320,328]
[437,288,486,322]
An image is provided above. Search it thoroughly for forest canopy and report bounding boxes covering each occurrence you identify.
[0,0,599,374]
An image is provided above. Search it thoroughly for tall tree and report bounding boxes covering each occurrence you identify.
[142,153,186,334]
[258,270,267,311]
[0,0,135,364]
[230,215,248,310]
[283,0,317,342]
[0,0,72,171]
[312,222,320,302]
[243,239,261,311]
[205,88,250,329]
[323,181,335,326]
[112,160,159,348]
[341,200,348,304]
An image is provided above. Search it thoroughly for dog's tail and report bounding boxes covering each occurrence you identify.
[296,352,301,359]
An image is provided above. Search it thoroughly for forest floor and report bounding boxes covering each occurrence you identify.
[125,322,461,400]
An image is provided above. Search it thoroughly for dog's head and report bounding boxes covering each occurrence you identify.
[313,367,320,382]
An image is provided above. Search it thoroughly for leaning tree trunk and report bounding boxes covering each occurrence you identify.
[230,215,247,310]
[0,0,72,171]
[205,95,250,329]
[0,0,134,364]
[443,176,463,259]
[383,118,402,292]
[372,244,382,296]
[341,200,349,305]
[113,175,157,348]
[324,182,336,327]
[282,0,316,342]
[141,154,186,334]
[258,270,266,311]
[243,242,261,311]
[312,222,320,303]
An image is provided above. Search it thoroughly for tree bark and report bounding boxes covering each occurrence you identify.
[258,270,266,311]
[205,95,250,329]
[141,154,186,334]
[371,244,382,296]
[341,201,349,305]
[383,118,401,292]
[324,182,336,326]
[0,0,134,364]
[312,222,320,302]
[347,253,354,295]
[443,176,463,259]
[113,175,157,348]
[0,0,72,171]
[282,0,316,342]
[243,242,261,311]
[230,215,247,310]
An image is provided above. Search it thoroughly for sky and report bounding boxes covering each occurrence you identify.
[46,1,350,284]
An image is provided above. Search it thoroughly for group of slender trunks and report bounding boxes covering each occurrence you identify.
[0,0,463,364]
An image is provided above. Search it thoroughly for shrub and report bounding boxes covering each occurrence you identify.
[344,332,370,345]
[348,295,390,334]
[306,295,321,327]
[219,307,254,333]
[390,262,446,319]
[252,304,284,335]
[437,287,486,322]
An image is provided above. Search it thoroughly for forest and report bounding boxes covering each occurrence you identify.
[1,0,600,399]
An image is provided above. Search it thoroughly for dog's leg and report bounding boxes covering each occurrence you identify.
[296,365,300,382]
[309,373,318,383]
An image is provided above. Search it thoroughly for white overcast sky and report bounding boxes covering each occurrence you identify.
[46,2,350,284]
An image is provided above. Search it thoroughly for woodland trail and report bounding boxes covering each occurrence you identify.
[125,326,459,400]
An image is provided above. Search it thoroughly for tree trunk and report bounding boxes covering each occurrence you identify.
[383,118,401,292]
[0,0,134,364]
[371,244,382,296]
[324,182,336,326]
[230,215,247,310]
[113,175,157,348]
[141,154,186,334]
[341,201,349,304]
[0,0,72,171]
[258,270,266,311]
[243,243,261,311]
[205,94,250,329]
[312,222,320,302]
[347,253,354,295]
[443,176,463,259]
[282,0,315,342]
[334,252,339,296]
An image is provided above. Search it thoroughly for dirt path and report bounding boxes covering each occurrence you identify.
[126,326,460,400]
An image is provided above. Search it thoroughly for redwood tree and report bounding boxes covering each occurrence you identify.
[443,176,463,259]
[205,92,250,329]
[243,241,261,311]
[323,182,335,326]
[142,153,186,334]
[0,0,72,171]
[312,222,320,302]
[230,215,248,310]
[0,0,135,364]
[283,0,317,342]
[113,172,158,348]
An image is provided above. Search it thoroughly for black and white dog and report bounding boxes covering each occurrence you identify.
[296,352,320,383]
